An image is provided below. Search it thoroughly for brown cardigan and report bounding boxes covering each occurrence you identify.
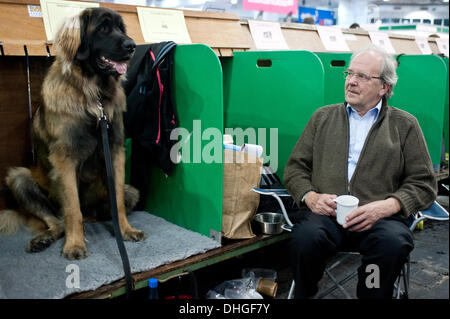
[283,100,437,218]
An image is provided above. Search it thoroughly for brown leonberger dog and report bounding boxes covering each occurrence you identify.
[0,7,146,259]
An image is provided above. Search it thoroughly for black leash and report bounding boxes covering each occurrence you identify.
[98,102,133,298]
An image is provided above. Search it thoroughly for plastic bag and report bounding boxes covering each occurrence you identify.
[206,269,278,299]
[205,277,263,299]
[242,268,277,282]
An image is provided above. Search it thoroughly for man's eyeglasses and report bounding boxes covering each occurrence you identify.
[343,70,382,82]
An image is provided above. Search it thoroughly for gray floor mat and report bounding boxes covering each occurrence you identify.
[0,211,221,298]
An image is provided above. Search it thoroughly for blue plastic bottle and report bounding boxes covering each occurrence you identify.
[148,278,159,299]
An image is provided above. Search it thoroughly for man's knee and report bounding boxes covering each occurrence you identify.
[291,225,326,253]
[384,230,414,259]
[364,219,414,259]
[289,214,340,256]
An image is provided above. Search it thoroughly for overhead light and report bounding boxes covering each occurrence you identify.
[383,0,390,2]
[443,0,449,3]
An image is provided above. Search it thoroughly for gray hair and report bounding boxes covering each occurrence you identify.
[351,45,398,99]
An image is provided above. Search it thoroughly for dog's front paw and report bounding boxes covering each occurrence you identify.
[62,243,89,260]
[122,227,147,242]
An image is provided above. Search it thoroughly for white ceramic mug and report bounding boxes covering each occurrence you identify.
[334,195,359,225]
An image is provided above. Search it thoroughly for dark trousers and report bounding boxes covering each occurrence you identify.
[288,210,414,299]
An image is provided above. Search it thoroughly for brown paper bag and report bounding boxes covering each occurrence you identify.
[222,149,263,239]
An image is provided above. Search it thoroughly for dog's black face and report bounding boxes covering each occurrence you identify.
[76,7,135,77]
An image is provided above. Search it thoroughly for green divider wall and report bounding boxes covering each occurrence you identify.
[222,51,325,180]
[315,53,351,105]
[442,57,449,157]
[140,44,224,238]
[389,55,447,165]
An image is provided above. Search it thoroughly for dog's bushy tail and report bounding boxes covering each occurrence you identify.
[0,209,46,234]
[1,167,28,234]
[0,209,26,234]
[1,167,48,234]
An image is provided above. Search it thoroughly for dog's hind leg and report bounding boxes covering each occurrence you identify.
[124,184,139,214]
[5,167,64,252]
[79,183,139,221]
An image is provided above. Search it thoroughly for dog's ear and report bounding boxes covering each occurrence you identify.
[53,12,83,73]
[76,10,91,61]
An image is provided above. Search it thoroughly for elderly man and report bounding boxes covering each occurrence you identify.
[284,45,437,299]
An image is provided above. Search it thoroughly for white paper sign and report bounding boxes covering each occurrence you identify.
[368,32,396,54]
[317,26,350,52]
[435,38,449,57]
[28,5,43,18]
[343,33,357,41]
[137,7,192,44]
[415,37,432,55]
[40,0,99,41]
[248,20,288,50]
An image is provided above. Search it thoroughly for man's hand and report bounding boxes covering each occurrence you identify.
[305,191,338,216]
[343,197,402,232]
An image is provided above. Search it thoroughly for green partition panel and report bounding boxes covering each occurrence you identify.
[443,57,449,157]
[222,51,324,180]
[315,53,352,105]
[389,55,447,165]
[141,44,223,238]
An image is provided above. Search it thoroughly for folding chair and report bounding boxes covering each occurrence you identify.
[252,187,449,299]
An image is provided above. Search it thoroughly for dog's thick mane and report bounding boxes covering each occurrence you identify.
[54,14,82,76]
[46,10,126,122]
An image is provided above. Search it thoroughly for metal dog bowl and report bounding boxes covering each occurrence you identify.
[253,212,285,235]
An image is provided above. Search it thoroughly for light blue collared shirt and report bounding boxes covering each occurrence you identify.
[347,100,382,182]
